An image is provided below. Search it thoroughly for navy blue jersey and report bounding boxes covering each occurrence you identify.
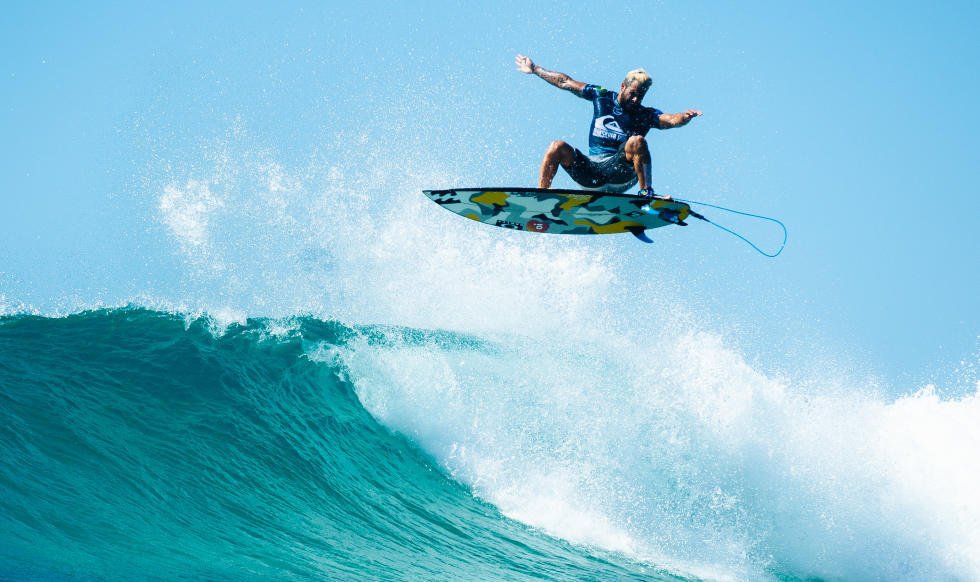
[579,84,663,156]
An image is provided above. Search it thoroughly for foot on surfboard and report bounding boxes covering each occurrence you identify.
[638,187,672,201]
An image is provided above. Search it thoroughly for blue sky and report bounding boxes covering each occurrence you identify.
[1,1,977,391]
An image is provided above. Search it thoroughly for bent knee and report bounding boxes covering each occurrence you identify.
[547,140,571,154]
[624,136,650,159]
[625,135,648,150]
[545,140,575,165]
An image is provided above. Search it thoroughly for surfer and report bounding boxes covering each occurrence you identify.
[515,54,701,198]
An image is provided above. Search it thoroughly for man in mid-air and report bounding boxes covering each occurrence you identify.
[515,54,702,199]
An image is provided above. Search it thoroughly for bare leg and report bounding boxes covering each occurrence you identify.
[539,140,575,188]
[624,135,669,199]
[624,135,651,191]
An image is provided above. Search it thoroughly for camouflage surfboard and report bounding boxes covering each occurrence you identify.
[423,188,691,242]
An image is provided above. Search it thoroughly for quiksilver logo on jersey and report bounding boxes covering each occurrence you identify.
[593,115,626,141]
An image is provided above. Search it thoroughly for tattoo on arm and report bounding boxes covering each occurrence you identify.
[532,65,576,91]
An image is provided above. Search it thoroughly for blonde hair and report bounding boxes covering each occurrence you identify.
[624,68,652,89]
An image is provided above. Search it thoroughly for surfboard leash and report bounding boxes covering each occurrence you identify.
[673,197,788,258]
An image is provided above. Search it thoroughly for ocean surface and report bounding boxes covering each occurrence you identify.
[1,306,977,581]
[0,308,676,580]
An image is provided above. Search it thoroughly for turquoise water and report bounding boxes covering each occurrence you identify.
[0,308,679,580]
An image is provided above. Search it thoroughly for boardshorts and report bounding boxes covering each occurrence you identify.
[565,142,637,193]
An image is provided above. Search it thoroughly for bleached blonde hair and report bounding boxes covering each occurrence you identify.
[624,68,652,89]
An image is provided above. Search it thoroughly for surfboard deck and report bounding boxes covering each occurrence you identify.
[423,188,691,238]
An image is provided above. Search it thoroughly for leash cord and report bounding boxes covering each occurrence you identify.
[673,197,788,258]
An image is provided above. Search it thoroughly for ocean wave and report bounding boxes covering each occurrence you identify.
[0,308,680,580]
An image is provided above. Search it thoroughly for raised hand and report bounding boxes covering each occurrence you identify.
[515,54,535,74]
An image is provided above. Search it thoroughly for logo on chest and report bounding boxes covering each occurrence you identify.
[593,115,627,141]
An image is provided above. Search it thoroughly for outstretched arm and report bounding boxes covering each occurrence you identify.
[657,109,703,129]
[515,54,586,94]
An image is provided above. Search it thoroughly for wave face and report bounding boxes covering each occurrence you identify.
[0,308,678,581]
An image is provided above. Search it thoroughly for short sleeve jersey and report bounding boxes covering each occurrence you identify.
[579,84,663,157]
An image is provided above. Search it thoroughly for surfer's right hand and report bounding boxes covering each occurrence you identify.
[515,54,534,74]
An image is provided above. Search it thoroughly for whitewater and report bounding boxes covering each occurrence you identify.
[1,138,978,581]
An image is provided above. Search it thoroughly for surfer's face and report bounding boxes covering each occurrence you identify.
[619,82,648,112]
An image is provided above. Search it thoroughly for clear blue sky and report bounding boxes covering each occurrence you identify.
[2,1,977,391]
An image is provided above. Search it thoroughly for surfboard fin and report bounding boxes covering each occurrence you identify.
[629,228,654,243]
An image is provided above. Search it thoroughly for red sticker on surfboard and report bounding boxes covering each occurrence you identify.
[526,220,549,232]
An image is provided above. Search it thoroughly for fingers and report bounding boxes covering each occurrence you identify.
[515,54,533,72]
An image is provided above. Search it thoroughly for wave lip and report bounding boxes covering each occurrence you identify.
[338,322,980,581]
